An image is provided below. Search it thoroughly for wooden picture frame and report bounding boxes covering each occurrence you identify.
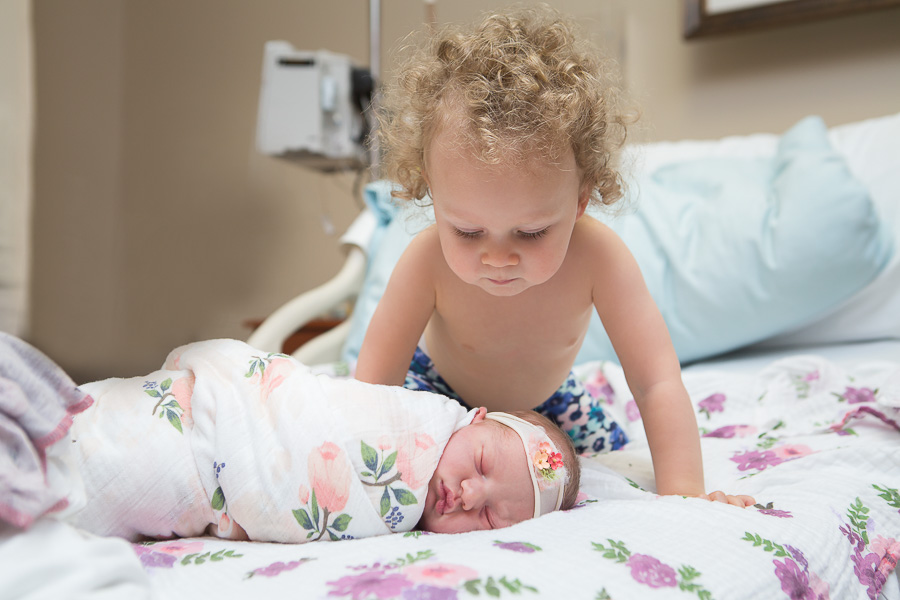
[684,0,900,39]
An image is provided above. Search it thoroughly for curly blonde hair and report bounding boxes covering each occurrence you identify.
[376,4,632,207]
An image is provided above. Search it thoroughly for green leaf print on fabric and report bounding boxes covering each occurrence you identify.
[791,370,820,399]
[387,550,434,569]
[358,438,421,529]
[847,497,871,546]
[462,576,538,596]
[244,353,289,378]
[181,549,243,566]
[873,484,900,511]
[211,486,226,511]
[625,478,646,492]
[143,378,184,434]
[592,540,630,563]
[293,487,354,542]
[741,533,790,557]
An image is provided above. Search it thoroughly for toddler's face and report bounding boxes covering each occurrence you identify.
[419,411,533,533]
[425,130,588,297]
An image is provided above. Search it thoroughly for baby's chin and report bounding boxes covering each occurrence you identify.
[417,491,438,532]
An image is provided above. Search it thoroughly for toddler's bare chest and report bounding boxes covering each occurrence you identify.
[432,281,594,357]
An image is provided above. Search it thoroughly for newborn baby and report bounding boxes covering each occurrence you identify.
[0,334,577,543]
[420,408,579,533]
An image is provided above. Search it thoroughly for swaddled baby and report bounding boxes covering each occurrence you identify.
[420,408,579,534]
[0,334,578,543]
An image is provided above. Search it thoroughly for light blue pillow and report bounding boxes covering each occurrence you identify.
[341,188,430,362]
[342,116,893,365]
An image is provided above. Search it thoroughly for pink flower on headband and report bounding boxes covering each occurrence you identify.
[532,441,563,483]
[549,452,563,471]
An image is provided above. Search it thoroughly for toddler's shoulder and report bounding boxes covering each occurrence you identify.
[396,223,445,274]
[568,216,638,283]
[571,215,625,252]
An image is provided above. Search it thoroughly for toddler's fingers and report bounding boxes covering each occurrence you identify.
[706,490,727,504]
[726,494,746,508]
[701,491,755,508]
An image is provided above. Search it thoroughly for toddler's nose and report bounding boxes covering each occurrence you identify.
[481,243,519,268]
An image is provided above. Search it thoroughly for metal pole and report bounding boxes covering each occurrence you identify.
[368,0,381,176]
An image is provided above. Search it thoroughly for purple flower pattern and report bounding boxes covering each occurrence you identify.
[249,558,313,578]
[759,508,794,518]
[840,386,876,404]
[135,547,177,568]
[325,553,536,599]
[493,541,541,553]
[731,449,783,472]
[698,393,726,419]
[703,424,755,439]
[402,585,458,600]
[328,568,415,599]
[839,491,900,600]
[626,554,677,588]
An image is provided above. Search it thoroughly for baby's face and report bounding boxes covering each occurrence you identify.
[419,418,533,533]
[425,128,588,298]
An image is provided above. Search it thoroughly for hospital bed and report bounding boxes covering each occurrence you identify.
[3,112,899,600]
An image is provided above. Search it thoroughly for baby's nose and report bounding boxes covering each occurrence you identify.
[460,478,486,511]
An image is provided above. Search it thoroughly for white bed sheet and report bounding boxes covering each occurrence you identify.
[3,340,899,600]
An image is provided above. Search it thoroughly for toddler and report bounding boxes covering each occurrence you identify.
[356,5,751,506]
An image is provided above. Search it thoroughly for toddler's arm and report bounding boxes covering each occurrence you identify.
[588,224,705,497]
[356,231,437,387]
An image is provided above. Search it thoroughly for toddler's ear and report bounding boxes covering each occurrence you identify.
[576,186,591,218]
[471,407,487,423]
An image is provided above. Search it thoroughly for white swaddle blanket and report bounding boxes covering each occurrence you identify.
[66,339,472,543]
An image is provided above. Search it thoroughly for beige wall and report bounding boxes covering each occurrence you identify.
[29,0,900,382]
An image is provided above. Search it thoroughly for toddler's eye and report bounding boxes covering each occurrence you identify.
[453,228,480,239]
[520,227,549,240]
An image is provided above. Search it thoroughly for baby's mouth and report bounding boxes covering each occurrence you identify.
[437,482,452,515]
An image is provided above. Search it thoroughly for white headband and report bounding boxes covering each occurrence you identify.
[485,412,567,519]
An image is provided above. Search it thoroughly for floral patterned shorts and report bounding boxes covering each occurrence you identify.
[404,346,628,454]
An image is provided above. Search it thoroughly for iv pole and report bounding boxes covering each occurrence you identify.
[368,0,381,177]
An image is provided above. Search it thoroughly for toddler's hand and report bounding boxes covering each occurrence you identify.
[698,491,756,508]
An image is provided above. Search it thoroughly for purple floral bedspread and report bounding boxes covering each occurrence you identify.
[132,354,900,600]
